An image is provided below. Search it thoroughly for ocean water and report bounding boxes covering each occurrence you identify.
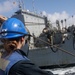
[45,66,75,75]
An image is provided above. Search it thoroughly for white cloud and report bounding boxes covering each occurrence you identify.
[42,11,74,27]
[0,1,18,17]
[41,11,47,16]
[42,11,69,22]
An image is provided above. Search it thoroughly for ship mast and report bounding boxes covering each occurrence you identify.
[32,0,35,12]
[8,0,25,10]
[18,0,24,9]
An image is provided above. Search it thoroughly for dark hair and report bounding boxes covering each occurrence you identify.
[2,36,24,53]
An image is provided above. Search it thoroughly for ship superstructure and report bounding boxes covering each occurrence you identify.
[12,9,47,49]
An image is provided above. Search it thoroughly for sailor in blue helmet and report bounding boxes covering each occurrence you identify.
[0,17,54,75]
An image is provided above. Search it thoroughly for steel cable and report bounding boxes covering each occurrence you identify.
[30,35,75,57]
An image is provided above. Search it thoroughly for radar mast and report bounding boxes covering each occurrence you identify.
[8,0,25,10]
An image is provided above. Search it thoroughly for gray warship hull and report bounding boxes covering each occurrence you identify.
[11,9,75,67]
[28,35,75,67]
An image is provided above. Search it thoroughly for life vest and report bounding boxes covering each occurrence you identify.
[0,51,29,75]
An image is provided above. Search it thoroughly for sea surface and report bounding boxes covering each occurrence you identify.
[45,66,75,75]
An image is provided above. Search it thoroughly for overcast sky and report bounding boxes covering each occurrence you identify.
[0,0,75,27]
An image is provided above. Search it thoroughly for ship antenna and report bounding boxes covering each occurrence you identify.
[18,0,23,9]
[18,0,21,9]
[8,0,25,9]
[32,0,35,12]
[14,0,24,9]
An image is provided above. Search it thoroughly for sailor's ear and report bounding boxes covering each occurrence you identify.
[0,52,2,58]
[21,37,25,42]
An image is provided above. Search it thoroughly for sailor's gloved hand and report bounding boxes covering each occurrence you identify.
[0,15,7,26]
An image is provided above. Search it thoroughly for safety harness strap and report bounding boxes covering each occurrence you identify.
[0,58,9,75]
[5,51,29,75]
[0,58,10,71]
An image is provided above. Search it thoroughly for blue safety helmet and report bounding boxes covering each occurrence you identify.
[0,18,28,39]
